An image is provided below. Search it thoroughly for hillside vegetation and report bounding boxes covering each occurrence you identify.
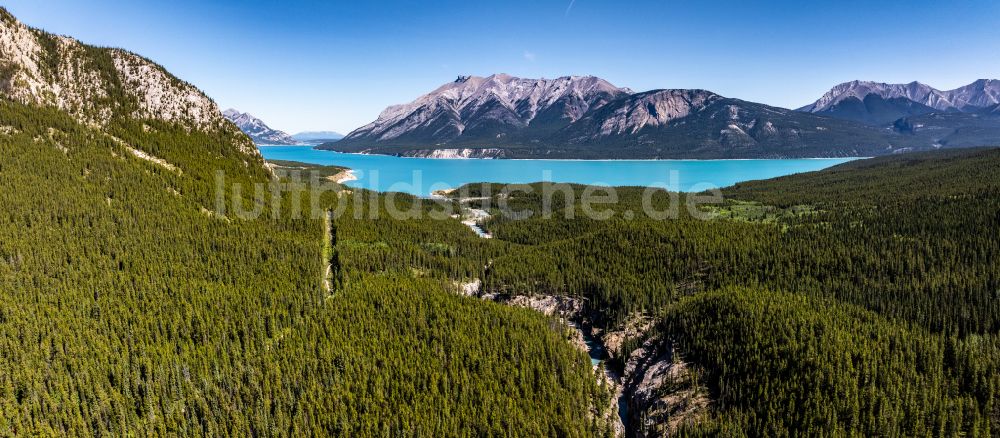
[446,147,1000,434]
[3,5,999,435]
[0,7,614,434]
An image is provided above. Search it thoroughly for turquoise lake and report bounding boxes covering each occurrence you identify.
[259,146,859,197]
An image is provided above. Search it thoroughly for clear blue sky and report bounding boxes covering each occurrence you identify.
[6,0,1000,134]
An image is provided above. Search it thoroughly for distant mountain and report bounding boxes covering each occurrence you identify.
[802,94,937,126]
[801,80,1000,119]
[337,74,629,148]
[323,74,925,159]
[892,112,1000,148]
[222,109,298,145]
[292,131,344,142]
[545,89,911,158]
[800,80,1000,149]
[947,79,1000,110]
[800,81,958,113]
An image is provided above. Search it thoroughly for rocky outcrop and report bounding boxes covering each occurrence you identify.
[113,51,226,129]
[620,337,710,437]
[600,314,655,360]
[502,294,584,319]
[457,284,708,437]
[456,278,481,297]
[595,90,721,136]
[0,7,253,155]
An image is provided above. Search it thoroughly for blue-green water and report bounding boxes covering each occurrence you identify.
[259,146,859,197]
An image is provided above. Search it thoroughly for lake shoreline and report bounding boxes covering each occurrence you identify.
[259,146,859,197]
[306,145,871,162]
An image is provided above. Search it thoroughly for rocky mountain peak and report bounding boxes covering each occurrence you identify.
[946,79,1000,109]
[802,81,950,112]
[222,109,297,145]
[347,74,632,143]
[803,79,1000,114]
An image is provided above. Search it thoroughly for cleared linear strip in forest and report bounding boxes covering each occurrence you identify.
[323,210,334,296]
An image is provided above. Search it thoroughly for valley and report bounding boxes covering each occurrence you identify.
[1,4,999,437]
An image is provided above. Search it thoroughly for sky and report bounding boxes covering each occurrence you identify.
[6,0,1000,134]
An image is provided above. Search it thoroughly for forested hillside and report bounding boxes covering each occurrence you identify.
[446,147,1000,435]
[4,5,1000,436]
[0,8,614,435]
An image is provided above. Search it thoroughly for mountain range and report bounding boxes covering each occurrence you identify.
[222,108,298,145]
[222,110,344,145]
[798,80,1000,149]
[321,75,1000,159]
[800,80,1000,114]
[292,131,344,142]
[10,0,995,161]
[799,80,1000,122]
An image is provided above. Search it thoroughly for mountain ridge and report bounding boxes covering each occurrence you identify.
[801,79,1000,114]
[222,108,298,145]
[324,75,921,159]
[342,74,630,146]
[0,7,258,158]
[324,75,1000,159]
[799,79,1000,147]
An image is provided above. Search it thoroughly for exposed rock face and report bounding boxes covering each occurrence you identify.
[621,337,710,437]
[501,294,584,319]
[114,51,225,128]
[0,8,252,155]
[946,79,1000,109]
[456,278,481,297]
[801,81,955,113]
[342,74,629,145]
[0,19,111,125]
[601,314,654,360]
[333,74,632,152]
[595,90,721,136]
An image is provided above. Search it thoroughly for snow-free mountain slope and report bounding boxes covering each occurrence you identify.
[805,94,938,126]
[339,74,630,146]
[553,90,906,158]
[325,75,921,159]
[0,7,257,158]
[891,111,1000,148]
[800,81,956,113]
[947,79,1000,110]
[0,9,226,130]
[331,76,1000,159]
[802,79,1000,115]
[222,109,298,145]
[801,80,1000,146]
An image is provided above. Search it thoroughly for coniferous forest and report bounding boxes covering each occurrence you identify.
[2,6,999,436]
